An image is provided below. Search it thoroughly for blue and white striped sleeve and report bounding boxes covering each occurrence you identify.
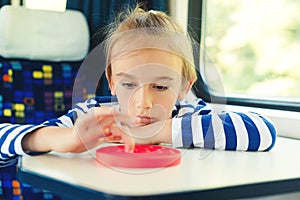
[171,99,277,151]
[0,97,101,167]
[42,97,101,127]
[0,123,46,167]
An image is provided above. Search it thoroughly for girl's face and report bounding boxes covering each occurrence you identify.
[109,49,192,126]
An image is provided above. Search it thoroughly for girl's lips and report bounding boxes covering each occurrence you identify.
[136,116,156,125]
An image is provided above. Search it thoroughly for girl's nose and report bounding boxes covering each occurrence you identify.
[133,85,152,109]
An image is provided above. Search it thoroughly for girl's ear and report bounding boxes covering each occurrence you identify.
[106,70,116,96]
[178,79,195,101]
[109,83,116,96]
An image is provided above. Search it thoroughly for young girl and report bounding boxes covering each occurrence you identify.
[0,6,276,168]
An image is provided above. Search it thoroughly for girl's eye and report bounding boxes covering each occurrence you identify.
[152,85,168,91]
[121,82,136,89]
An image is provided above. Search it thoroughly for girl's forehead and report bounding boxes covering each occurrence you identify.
[114,64,183,83]
[111,49,183,74]
[108,28,194,63]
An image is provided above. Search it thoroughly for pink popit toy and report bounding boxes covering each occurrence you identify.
[96,144,181,168]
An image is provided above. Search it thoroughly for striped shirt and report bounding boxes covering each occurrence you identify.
[0,96,276,167]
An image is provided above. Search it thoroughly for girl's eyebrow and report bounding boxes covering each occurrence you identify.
[115,72,175,81]
[153,76,175,81]
[115,72,135,79]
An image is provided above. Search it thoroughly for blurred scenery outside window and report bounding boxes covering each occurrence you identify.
[202,0,300,100]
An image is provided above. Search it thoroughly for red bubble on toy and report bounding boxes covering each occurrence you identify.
[96,144,181,168]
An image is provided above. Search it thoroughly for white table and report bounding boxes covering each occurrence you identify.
[17,137,300,199]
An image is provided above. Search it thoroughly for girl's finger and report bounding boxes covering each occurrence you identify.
[97,113,137,131]
[110,125,135,153]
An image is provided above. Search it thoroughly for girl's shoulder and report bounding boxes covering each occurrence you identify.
[178,98,207,108]
[174,98,211,117]
[76,96,118,108]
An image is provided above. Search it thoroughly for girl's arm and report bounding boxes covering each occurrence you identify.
[171,99,277,151]
[0,99,92,167]
[22,107,135,154]
[0,97,134,168]
[0,123,47,167]
[0,102,88,167]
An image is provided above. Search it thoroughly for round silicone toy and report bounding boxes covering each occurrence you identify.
[96,144,181,168]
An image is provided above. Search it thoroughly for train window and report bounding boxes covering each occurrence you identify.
[199,0,300,111]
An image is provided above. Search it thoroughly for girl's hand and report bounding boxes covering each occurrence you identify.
[73,106,135,153]
[22,107,135,154]
[128,119,172,145]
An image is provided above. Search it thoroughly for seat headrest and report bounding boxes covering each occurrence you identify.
[0,5,90,61]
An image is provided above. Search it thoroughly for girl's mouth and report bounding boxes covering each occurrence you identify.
[135,116,156,125]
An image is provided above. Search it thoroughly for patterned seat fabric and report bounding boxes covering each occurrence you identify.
[0,57,96,199]
[0,56,97,124]
[1,165,62,200]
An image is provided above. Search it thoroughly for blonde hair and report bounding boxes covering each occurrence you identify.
[105,5,197,84]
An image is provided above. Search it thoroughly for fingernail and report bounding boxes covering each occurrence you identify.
[125,144,134,153]
[103,128,110,135]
